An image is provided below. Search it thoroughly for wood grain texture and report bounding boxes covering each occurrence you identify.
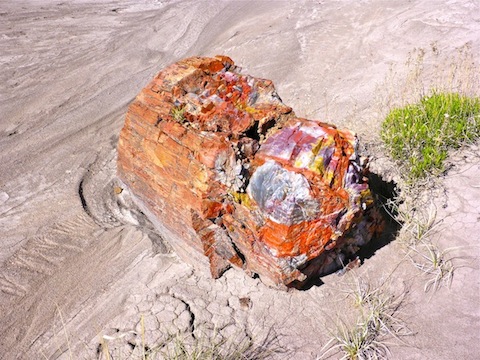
[117,56,383,288]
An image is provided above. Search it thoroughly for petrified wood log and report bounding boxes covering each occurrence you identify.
[117,55,383,288]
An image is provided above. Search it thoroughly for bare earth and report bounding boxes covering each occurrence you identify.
[0,1,479,359]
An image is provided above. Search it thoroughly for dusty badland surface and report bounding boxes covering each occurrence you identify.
[0,1,478,359]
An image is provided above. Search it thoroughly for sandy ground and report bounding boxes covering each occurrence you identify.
[0,0,479,359]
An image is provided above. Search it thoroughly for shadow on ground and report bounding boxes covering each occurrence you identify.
[297,172,401,290]
[357,172,401,260]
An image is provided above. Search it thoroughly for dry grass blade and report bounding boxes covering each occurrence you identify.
[319,320,390,360]
[379,188,459,295]
[319,276,412,360]
[406,241,457,293]
[154,327,282,360]
[98,321,283,360]
[54,304,73,360]
[401,205,440,246]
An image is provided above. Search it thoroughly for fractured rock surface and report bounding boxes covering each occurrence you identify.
[117,56,383,288]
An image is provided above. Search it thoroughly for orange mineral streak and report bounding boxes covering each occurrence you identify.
[259,219,334,258]
[117,55,383,288]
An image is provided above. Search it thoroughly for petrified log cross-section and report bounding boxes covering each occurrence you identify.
[117,55,383,288]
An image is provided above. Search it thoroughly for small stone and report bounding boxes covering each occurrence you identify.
[239,297,252,309]
[113,186,123,195]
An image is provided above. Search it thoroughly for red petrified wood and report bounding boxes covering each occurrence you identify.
[117,55,383,288]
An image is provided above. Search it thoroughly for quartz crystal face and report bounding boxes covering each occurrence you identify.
[247,160,320,226]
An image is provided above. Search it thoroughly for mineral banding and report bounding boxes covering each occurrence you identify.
[117,56,383,288]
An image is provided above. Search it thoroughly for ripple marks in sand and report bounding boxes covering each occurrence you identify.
[0,214,96,304]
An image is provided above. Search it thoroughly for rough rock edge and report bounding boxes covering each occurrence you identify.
[117,55,384,289]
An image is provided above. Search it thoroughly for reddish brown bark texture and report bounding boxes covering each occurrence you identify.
[117,56,383,288]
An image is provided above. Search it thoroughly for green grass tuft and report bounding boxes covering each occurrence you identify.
[171,106,186,123]
[381,91,480,182]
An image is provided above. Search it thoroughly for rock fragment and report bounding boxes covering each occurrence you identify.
[117,56,383,288]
